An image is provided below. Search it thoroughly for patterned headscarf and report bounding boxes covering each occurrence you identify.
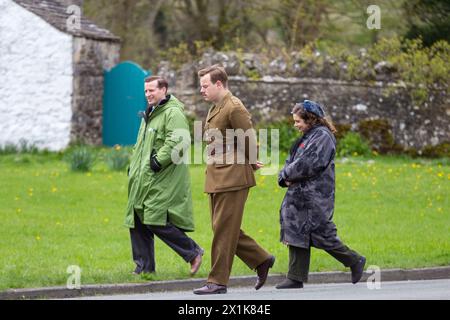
[302,100,325,118]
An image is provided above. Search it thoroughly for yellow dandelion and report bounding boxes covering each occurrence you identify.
[114,145,122,151]
[352,152,359,157]
[16,208,22,213]
[36,235,41,241]
[347,172,352,178]
[14,196,20,201]
[437,208,443,213]
[56,221,63,226]
[86,172,92,177]
[51,187,58,193]
[437,172,444,178]
[103,218,110,224]
[258,229,264,233]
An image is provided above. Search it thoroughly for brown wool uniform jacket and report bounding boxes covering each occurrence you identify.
[204,92,258,193]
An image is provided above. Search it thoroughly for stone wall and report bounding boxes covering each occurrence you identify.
[71,37,120,145]
[158,58,450,151]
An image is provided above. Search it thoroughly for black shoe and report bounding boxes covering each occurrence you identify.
[276,278,304,289]
[351,256,366,284]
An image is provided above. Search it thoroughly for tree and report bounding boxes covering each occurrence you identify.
[404,0,450,46]
[84,0,164,67]
[273,0,329,51]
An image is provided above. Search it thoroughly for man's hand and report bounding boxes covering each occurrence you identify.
[252,161,264,171]
[285,181,292,186]
[150,149,162,172]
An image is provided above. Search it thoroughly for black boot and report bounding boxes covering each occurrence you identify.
[351,256,366,284]
[275,278,304,289]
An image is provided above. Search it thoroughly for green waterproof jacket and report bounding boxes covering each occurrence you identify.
[124,95,194,231]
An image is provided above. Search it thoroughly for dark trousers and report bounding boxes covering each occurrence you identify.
[130,211,202,274]
[287,244,361,282]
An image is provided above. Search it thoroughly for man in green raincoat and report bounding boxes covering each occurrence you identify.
[124,76,203,275]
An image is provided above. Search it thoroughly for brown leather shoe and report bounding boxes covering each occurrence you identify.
[190,251,203,275]
[255,255,275,290]
[193,283,227,295]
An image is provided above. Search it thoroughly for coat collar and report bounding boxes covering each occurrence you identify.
[288,125,326,160]
[206,91,232,122]
[302,124,323,138]
[148,95,174,118]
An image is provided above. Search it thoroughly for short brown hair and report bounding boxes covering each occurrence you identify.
[198,64,228,87]
[145,76,169,91]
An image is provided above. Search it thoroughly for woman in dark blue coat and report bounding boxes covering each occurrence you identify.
[276,100,366,289]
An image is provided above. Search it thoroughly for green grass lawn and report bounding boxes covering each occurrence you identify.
[0,153,449,291]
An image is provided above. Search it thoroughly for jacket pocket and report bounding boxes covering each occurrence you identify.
[213,164,249,189]
[214,163,232,168]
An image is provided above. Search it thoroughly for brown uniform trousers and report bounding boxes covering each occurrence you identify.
[204,91,270,285]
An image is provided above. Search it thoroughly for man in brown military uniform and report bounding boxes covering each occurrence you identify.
[193,65,275,295]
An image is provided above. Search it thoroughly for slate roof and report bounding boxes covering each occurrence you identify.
[12,0,120,42]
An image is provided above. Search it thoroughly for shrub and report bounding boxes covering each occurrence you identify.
[256,117,299,154]
[65,147,96,172]
[420,142,450,158]
[0,139,38,154]
[337,132,371,157]
[0,143,19,154]
[105,146,131,171]
[358,119,404,154]
[334,123,351,141]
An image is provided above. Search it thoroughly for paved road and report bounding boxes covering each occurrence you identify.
[69,279,450,300]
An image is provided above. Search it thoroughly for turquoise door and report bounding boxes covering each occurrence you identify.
[103,61,151,146]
